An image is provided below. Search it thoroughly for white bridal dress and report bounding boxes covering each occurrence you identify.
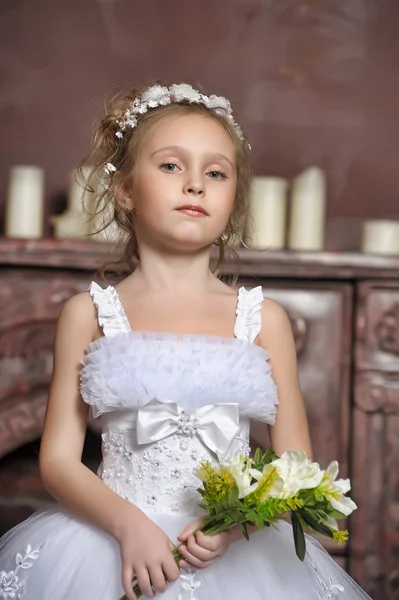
[0,282,372,599]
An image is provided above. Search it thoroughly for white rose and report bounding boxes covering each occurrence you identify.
[270,451,325,498]
[318,461,357,517]
[206,94,232,114]
[169,83,202,103]
[141,85,170,104]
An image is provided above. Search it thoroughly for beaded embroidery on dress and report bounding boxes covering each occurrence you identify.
[0,282,372,599]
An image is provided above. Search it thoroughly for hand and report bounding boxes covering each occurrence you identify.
[177,516,231,570]
[118,507,180,600]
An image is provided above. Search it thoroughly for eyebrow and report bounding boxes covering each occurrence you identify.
[150,145,235,169]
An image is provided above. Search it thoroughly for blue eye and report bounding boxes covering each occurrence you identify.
[160,163,179,172]
[208,170,226,180]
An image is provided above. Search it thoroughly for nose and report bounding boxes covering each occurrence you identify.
[185,182,204,196]
[183,172,204,197]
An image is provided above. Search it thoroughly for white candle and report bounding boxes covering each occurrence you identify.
[5,166,45,239]
[361,220,399,255]
[52,167,92,239]
[245,176,288,250]
[288,166,326,251]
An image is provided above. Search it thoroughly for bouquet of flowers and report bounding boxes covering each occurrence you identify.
[121,449,356,600]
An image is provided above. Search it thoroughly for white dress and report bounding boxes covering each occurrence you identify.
[0,282,372,600]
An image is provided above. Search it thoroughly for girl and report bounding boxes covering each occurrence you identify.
[0,82,371,600]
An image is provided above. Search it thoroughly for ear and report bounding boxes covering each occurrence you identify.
[113,172,135,211]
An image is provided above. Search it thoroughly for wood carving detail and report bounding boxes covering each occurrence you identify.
[375,302,399,356]
[354,372,399,414]
[0,391,47,459]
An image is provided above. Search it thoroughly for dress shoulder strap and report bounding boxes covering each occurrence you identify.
[88,281,131,337]
[234,286,264,343]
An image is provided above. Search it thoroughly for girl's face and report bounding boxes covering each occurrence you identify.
[126,112,237,253]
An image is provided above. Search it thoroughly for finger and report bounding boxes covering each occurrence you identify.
[135,565,154,599]
[148,566,168,593]
[179,541,216,565]
[178,558,199,570]
[178,551,215,570]
[162,557,180,583]
[177,516,206,542]
[195,531,220,551]
[122,566,137,600]
[187,534,218,560]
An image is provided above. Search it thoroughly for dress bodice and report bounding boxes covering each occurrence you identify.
[79,282,279,516]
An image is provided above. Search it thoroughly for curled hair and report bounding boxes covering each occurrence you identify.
[80,82,252,278]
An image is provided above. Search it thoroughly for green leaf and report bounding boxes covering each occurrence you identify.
[327,509,347,520]
[254,447,262,464]
[291,511,306,561]
[299,511,334,539]
[241,523,250,541]
[228,485,239,503]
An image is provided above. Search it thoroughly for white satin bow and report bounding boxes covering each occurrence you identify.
[137,399,240,456]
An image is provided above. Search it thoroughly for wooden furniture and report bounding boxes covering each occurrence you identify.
[0,238,398,599]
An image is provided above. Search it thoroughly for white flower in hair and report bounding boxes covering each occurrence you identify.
[113,82,245,143]
[141,85,170,106]
[103,162,117,175]
[169,83,202,103]
[206,94,232,115]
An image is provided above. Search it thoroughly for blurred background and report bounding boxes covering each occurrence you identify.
[0,2,398,599]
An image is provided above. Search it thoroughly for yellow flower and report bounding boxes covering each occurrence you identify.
[332,529,349,544]
[195,460,234,503]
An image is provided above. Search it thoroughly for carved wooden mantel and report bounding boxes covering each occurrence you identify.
[0,237,398,600]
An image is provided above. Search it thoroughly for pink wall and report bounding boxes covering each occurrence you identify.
[1,0,398,225]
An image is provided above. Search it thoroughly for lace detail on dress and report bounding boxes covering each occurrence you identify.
[179,571,202,600]
[308,557,345,599]
[0,544,41,599]
[88,282,131,337]
[234,286,264,343]
[100,431,208,516]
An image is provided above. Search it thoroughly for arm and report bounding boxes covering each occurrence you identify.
[259,298,312,459]
[39,292,139,540]
[40,293,179,599]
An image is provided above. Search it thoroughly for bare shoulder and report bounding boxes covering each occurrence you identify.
[261,297,291,327]
[57,290,100,344]
[259,297,293,350]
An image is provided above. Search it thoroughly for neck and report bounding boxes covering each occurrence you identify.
[133,242,217,294]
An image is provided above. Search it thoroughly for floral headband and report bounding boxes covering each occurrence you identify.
[103,83,244,176]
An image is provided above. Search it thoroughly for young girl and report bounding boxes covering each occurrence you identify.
[0,82,371,600]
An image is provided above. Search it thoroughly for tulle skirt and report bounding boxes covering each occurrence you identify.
[0,505,372,600]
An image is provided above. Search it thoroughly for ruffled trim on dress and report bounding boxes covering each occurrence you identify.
[80,332,278,423]
[88,282,131,337]
[234,286,264,343]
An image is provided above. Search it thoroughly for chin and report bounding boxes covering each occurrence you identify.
[164,233,214,253]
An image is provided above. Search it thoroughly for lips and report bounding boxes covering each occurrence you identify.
[176,204,209,216]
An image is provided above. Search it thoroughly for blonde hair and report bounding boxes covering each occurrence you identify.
[80,83,252,277]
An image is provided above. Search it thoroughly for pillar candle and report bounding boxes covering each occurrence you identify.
[245,176,288,250]
[52,167,93,239]
[361,220,399,255]
[288,166,326,251]
[5,166,45,239]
